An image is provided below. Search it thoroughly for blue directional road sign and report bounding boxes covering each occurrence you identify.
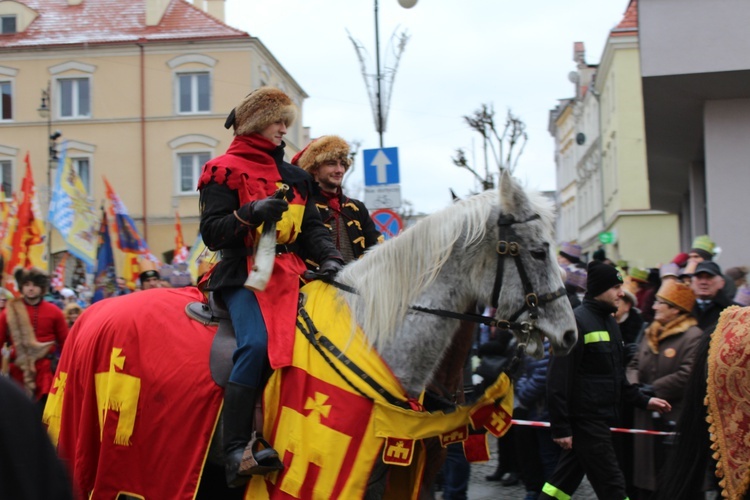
[363,147,400,186]
[371,209,403,240]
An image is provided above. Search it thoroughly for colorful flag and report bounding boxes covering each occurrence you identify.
[95,208,116,295]
[172,212,189,264]
[50,253,69,292]
[49,144,98,269]
[0,192,15,264]
[186,232,214,283]
[103,177,150,254]
[5,154,48,293]
[121,252,141,291]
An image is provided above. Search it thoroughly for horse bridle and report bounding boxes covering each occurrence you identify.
[329,212,566,340]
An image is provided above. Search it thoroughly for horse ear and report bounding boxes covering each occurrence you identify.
[499,170,530,215]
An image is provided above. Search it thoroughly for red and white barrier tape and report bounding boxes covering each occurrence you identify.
[511,419,676,436]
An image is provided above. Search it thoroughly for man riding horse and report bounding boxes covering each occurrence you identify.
[198,87,344,487]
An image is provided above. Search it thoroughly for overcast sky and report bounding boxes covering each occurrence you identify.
[223,0,629,214]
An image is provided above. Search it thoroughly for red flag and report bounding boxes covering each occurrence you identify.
[172,212,189,264]
[5,153,47,293]
[51,253,69,292]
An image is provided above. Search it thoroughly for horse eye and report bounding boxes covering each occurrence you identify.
[530,249,547,260]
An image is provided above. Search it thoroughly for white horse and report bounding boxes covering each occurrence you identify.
[44,173,576,500]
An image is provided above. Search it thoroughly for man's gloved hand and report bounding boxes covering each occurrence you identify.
[238,196,289,226]
[318,258,344,278]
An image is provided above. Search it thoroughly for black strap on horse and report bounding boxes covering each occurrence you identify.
[295,301,412,410]
[490,213,566,320]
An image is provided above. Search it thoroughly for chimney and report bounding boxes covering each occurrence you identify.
[204,0,225,23]
[145,0,171,26]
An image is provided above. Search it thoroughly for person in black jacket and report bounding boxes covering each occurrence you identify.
[540,261,671,500]
[0,377,73,500]
[690,261,735,333]
[291,135,383,265]
[198,88,343,487]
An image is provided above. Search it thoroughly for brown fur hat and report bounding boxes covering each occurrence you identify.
[14,267,50,293]
[232,87,296,137]
[291,135,352,173]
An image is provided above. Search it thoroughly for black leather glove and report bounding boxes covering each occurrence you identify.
[237,196,289,226]
[318,258,344,278]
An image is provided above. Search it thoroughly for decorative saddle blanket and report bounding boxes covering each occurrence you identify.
[247,280,514,500]
[707,306,750,499]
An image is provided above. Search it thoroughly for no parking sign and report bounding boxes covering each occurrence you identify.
[371,209,403,240]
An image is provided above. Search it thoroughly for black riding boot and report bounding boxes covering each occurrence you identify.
[223,382,282,488]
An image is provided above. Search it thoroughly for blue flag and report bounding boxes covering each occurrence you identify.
[93,208,116,303]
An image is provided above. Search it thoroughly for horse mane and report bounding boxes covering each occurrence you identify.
[337,184,554,350]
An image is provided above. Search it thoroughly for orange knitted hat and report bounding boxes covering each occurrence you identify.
[656,280,696,313]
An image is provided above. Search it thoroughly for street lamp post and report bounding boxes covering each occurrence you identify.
[37,83,61,270]
[348,0,413,147]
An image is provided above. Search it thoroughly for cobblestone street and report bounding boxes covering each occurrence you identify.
[464,457,595,500]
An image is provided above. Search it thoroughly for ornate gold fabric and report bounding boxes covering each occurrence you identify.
[707,306,750,499]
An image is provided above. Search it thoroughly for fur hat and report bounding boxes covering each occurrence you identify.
[559,242,582,263]
[291,135,352,173]
[585,261,623,299]
[228,87,297,137]
[14,267,49,293]
[690,235,716,261]
[656,280,696,313]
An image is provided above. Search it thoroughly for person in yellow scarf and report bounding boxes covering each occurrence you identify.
[626,280,703,498]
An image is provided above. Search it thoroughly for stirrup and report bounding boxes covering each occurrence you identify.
[238,432,284,476]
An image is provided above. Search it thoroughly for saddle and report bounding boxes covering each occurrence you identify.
[185,293,235,388]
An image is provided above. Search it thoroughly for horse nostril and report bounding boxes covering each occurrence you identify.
[563,329,577,348]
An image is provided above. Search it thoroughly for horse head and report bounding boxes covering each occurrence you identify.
[491,172,577,357]
[338,172,575,395]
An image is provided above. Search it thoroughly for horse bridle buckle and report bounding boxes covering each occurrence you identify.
[496,240,520,256]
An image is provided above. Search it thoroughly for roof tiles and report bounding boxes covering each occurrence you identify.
[0,0,249,48]
[611,0,638,37]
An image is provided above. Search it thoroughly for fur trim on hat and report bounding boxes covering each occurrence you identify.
[14,267,49,294]
[233,87,296,137]
[291,135,352,173]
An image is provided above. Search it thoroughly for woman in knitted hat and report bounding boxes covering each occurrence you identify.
[625,280,704,497]
[198,87,344,486]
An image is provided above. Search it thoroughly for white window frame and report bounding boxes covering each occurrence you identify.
[0,15,16,34]
[0,158,13,198]
[57,77,91,119]
[169,134,218,196]
[176,72,211,114]
[168,54,216,116]
[0,80,12,122]
[176,151,211,194]
[71,156,92,194]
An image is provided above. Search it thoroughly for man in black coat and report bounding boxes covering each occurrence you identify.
[292,135,383,266]
[691,261,736,334]
[540,261,671,500]
[0,377,73,499]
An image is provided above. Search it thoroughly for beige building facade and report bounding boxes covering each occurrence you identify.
[549,0,679,268]
[0,0,307,272]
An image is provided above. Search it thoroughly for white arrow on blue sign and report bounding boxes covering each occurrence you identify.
[363,147,400,186]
